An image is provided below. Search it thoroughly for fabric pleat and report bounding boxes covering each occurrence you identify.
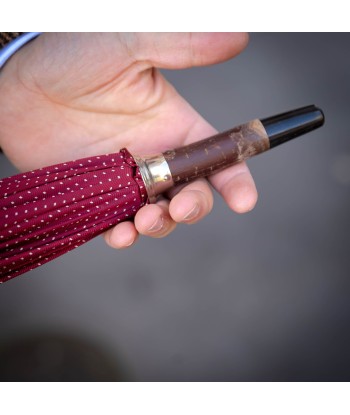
[0,149,148,283]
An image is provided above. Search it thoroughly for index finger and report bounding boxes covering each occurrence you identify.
[209,161,258,213]
[183,118,258,214]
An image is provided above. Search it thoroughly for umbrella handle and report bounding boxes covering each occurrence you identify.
[134,105,324,202]
[163,119,269,184]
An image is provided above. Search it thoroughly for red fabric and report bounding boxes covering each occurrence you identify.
[0,149,148,283]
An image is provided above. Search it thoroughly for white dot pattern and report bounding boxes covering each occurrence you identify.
[0,149,148,283]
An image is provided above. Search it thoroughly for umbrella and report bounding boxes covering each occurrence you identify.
[0,106,324,283]
[0,149,148,281]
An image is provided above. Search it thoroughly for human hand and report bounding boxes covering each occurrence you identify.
[0,33,257,248]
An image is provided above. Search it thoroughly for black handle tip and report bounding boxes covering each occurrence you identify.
[261,105,325,148]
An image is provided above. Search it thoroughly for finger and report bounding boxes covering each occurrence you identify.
[131,32,249,69]
[182,116,258,214]
[104,221,138,249]
[134,199,177,238]
[210,163,258,213]
[168,178,214,224]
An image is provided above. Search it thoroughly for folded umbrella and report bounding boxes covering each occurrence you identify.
[0,106,324,283]
[0,149,147,281]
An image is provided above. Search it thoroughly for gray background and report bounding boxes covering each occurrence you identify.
[1,33,350,381]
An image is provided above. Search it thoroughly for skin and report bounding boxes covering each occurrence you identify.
[0,33,257,249]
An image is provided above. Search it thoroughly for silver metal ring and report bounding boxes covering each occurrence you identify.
[134,153,174,203]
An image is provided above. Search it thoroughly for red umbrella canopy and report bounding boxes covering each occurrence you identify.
[0,149,148,283]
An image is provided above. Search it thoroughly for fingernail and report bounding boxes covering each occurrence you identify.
[183,204,200,222]
[124,238,135,247]
[148,216,164,232]
[118,240,134,249]
[115,234,136,249]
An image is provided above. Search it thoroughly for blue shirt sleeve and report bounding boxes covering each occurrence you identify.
[0,32,41,69]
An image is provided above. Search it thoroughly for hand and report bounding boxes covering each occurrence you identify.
[0,33,257,248]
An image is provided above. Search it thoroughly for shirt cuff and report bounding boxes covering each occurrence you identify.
[0,32,41,69]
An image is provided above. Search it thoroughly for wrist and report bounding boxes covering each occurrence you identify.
[0,32,41,69]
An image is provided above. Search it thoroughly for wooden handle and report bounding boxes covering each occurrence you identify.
[163,119,270,184]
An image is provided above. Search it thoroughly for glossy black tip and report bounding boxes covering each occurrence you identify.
[261,105,325,149]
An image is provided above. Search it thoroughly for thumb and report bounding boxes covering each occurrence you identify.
[132,32,249,69]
